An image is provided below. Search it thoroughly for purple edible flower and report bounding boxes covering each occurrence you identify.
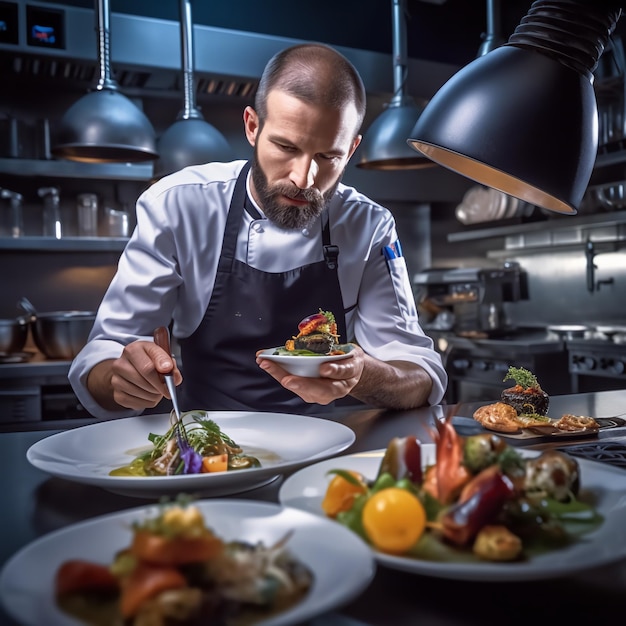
[177,433,203,474]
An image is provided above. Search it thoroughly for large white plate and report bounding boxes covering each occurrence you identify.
[279,447,626,582]
[0,499,375,626]
[27,411,355,498]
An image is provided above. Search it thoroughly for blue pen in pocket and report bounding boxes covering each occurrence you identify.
[383,240,403,260]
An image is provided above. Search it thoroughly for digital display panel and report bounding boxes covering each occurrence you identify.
[26,4,65,49]
[0,1,18,45]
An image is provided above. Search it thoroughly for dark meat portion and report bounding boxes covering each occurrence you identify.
[501,386,550,416]
[294,333,333,354]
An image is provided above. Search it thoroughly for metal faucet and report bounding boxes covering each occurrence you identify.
[585,239,615,293]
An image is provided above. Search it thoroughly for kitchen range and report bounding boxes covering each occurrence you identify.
[414,265,626,404]
[0,353,91,428]
[567,327,626,393]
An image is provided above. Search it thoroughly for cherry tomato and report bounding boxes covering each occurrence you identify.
[321,471,367,518]
[362,487,426,554]
[55,560,119,596]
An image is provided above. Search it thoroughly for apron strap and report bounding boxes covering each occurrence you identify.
[321,211,339,270]
[217,161,251,274]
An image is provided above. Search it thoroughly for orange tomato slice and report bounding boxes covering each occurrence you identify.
[130,530,223,566]
[201,453,228,473]
[120,563,187,618]
[321,470,367,518]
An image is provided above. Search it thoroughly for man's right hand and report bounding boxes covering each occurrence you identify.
[86,339,183,411]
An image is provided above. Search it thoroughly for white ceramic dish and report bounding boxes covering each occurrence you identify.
[0,499,376,626]
[258,345,354,377]
[27,411,355,498]
[279,447,626,581]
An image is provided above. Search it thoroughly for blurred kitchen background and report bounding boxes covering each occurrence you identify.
[0,0,625,428]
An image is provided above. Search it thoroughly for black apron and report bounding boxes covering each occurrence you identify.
[178,161,347,414]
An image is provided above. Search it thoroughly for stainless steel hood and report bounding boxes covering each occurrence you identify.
[0,0,460,103]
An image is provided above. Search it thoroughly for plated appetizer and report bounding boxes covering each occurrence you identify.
[110,411,261,477]
[54,498,313,626]
[473,366,600,435]
[500,366,550,415]
[321,420,602,563]
[273,310,349,356]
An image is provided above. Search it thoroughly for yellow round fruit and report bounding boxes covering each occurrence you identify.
[362,487,426,554]
[321,471,367,518]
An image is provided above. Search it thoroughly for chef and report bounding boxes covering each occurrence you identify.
[69,42,447,419]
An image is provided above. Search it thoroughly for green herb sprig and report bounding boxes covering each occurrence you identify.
[503,366,541,389]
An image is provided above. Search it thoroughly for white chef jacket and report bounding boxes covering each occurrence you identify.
[69,160,447,418]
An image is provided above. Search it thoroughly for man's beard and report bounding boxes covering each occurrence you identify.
[251,153,341,231]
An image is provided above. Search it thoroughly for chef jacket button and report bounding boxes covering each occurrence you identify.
[301,227,310,236]
[253,222,264,233]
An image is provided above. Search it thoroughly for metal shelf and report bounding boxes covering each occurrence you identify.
[590,149,626,187]
[0,158,153,181]
[447,210,626,242]
[0,236,129,251]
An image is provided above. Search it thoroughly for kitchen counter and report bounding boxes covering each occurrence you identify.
[0,353,71,378]
[1,390,626,625]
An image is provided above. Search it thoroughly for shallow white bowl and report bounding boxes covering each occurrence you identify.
[259,345,354,377]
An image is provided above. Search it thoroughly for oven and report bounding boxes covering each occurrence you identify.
[567,334,626,393]
[440,331,573,404]
[0,356,94,431]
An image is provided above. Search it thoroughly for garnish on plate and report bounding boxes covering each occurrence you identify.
[277,309,348,356]
[472,366,600,435]
[55,496,313,625]
[501,366,550,416]
[110,411,261,477]
[321,422,603,562]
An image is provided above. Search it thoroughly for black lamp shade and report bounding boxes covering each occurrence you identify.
[153,118,234,180]
[51,89,158,164]
[407,0,623,216]
[358,100,436,170]
[408,46,596,215]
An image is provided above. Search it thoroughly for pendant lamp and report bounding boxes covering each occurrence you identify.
[357,0,435,170]
[51,0,158,163]
[407,0,623,215]
[152,0,234,181]
[477,0,505,58]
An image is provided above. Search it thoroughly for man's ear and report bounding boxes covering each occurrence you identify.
[347,134,362,161]
[243,106,260,147]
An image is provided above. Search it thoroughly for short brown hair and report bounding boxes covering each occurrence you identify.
[255,43,366,135]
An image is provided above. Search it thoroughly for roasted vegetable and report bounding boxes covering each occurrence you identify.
[376,435,423,485]
[524,450,580,501]
[297,310,338,337]
[55,560,119,596]
[472,525,523,561]
[462,433,508,474]
[285,309,340,354]
[439,466,516,546]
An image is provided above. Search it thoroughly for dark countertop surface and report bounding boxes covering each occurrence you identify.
[2,390,626,625]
